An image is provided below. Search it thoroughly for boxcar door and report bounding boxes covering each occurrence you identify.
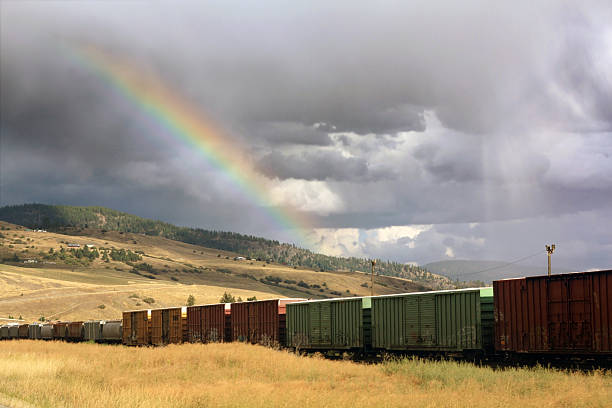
[404,296,419,346]
[419,295,437,347]
[320,302,331,346]
[130,313,137,342]
[162,309,170,343]
[548,278,569,349]
[310,303,321,345]
[567,276,592,350]
[248,304,257,343]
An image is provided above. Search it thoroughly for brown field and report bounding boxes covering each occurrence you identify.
[0,221,423,322]
[0,341,610,408]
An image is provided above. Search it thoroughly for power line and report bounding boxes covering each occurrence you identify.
[453,249,548,279]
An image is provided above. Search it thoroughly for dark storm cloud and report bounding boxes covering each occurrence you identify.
[1,1,612,269]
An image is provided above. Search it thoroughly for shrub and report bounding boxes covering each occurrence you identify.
[142,297,155,304]
[186,294,195,306]
[219,292,236,303]
[97,304,106,309]
[265,275,282,284]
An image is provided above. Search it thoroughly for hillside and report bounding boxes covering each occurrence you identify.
[425,260,575,283]
[0,204,454,289]
[0,220,428,322]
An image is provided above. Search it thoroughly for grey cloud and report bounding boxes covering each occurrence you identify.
[248,121,333,146]
[257,150,394,181]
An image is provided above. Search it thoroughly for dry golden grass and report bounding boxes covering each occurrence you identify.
[0,341,610,408]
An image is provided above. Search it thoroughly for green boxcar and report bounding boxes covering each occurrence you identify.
[372,288,494,353]
[286,297,370,350]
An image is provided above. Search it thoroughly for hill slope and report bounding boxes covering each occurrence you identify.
[0,204,453,289]
[0,220,428,322]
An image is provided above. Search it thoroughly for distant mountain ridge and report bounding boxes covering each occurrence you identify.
[425,259,575,283]
[0,204,455,289]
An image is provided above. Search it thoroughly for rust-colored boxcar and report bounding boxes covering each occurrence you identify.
[231,299,305,345]
[187,303,230,343]
[150,307,184,345]
[494,269,612,354]
[53,322,68,340]
[66,321,84,341]
[123,310,150,346]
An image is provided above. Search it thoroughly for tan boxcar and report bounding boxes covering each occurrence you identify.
[150,307,184,345]
[187,303,230,343]
[494,269,612,354]
[123,310,150,346]
[231,299,305,345]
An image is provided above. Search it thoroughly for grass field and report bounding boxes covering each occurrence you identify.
[0,341,609,408]
[0,221,425,322]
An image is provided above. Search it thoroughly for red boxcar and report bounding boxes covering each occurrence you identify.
[230,299,305,345]
[187,303,230,343]
[494,269,612,354]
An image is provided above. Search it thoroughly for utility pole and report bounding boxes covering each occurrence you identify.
[546,244,556,276]
[371,259,376,296]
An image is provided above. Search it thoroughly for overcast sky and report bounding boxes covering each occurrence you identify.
[1,1,611,273]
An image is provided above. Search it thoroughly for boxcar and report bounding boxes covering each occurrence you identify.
[28,323,42,339]
[286,297,369,351]
[371,288,494,354]
[187,303,230,343]
[41,323,54,340]
[18,324,29,339]
[66,321,84,342]
[123,310,150,346]
[494,269,612,355]
[150,307,185,345]
[8,324,19,339]
[53,322,68,340]
[231,299,305,345]
[0,325,8,339]
[84,321,103,342]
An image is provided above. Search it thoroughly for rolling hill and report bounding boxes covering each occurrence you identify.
[0,203,453,289]
[0,219,432,323]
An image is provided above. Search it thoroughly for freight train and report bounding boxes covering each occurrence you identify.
[2,269,611,366]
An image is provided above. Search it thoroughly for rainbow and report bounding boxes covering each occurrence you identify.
[67,45,313,247]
